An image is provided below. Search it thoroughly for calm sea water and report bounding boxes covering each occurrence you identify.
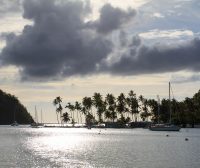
[0,126,199,168]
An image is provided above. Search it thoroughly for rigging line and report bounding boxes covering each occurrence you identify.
[170,83,180,121]
[170,83,175,100]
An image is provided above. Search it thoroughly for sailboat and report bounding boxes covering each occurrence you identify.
[11,105,19,126]
[149,82,181,131]
[31,106,43,128]
[11,121,19,126]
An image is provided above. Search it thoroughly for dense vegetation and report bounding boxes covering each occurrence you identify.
[54,89,200,127]
[0,89,33,124]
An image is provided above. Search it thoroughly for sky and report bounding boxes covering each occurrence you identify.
[0,0,200,123]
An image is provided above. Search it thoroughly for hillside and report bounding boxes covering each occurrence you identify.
[0,89,33,124]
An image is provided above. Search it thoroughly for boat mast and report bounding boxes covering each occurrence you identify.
[157,95,160,124]
[13,104,16,123]
[169,82,171,124]
[35,106,38,124]
[41,109,43,124]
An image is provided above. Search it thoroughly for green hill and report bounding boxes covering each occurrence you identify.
[0,89,33,124]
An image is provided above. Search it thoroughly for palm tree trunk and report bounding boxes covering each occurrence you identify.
[77,110,79,124]
[60,113,62,126]
[80,112,82,124]
[56,113,60,124]
[73,111,75,124]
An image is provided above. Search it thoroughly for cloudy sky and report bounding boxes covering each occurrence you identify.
[0,0,200,122]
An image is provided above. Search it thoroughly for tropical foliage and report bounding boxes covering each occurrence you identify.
[53,96,63,124]
[54,89,200,127]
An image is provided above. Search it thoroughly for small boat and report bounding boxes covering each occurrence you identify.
[149,124,181,131]
[11,106,19,126]
[92,123,105,128]
[31,122,43,128]
[149,82,181,131]
[11,121,19,126]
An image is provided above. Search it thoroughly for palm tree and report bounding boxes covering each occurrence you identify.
[148,99,159,123]
[193,90,200,124]
[92,93,105,123]
[104,110,111,121]
[171,98,180,125]
[82,97,93,115]
[53,98,59,124]
[116,93,126,118]
[62,112,70,123]
[184,97,196,127]
[126,90,139,122]
[75,101,82,124]
[105,93,117,122]
[65,102,75,126]
[139,95,150,121]
[82,97,94,126]
[66,102,72,117]
[53,96,63,125]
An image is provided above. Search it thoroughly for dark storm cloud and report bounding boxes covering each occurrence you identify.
[0,32,15,41]
[0,0,113,79]
[1,0,200,81]
[0,0,137,80]
[103,37,200,75]
[119,31,127,47]
[88,4,136,34]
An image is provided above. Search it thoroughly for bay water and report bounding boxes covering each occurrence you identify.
[0,126,199,168]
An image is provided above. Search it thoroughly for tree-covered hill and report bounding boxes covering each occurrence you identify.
[0,89,33,124]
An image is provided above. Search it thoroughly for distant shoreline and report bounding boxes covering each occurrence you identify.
[1,123,200,129]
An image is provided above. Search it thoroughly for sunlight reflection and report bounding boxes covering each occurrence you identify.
[24,128,98,167]
[26,128,89,151]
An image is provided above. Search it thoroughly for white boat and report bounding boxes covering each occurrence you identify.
[149,82,181,131]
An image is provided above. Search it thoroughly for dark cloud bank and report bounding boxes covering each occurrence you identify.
[0,0,200,81]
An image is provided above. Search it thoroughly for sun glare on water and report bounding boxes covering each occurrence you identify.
[24,128,100,167]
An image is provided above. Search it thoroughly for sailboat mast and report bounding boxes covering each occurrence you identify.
[35,106,38,124]
[41,109,43,124]
[13,104,16,122]
[157,95,160,124]
[169,82,171,124]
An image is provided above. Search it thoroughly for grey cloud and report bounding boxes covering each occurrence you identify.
[101,37,200,75]
[0,0,112,80]
[0,32,16,41]
[130,35,141,47]
[1,0,200,81]
[119,31,127,47]
[171,74,200,84]
[88,4,136,34]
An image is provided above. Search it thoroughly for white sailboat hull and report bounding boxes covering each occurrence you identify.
[149,124,181,131]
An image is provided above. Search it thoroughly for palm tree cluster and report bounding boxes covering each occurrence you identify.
[53,89,200,127]
[53,90,151,126]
